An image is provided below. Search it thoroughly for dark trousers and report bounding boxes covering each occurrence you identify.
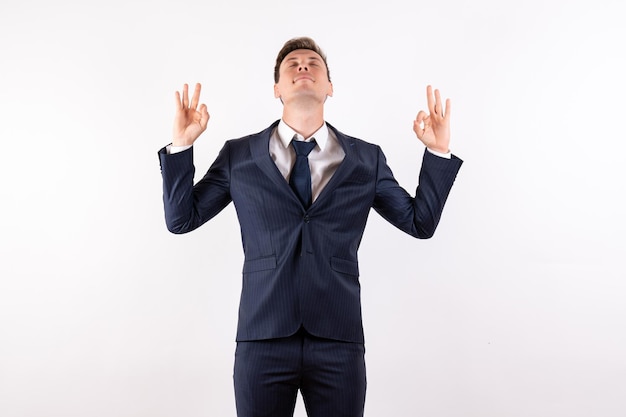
[233,328,367,417]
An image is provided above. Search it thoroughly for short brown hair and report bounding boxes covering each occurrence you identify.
[274,37,330,83]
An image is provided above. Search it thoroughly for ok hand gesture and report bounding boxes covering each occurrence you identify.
[413,85,451,154]
[173,83,210,147]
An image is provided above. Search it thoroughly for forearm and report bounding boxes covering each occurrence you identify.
[373,148,462,239]
[158,146,200,233]
[412,150,462,237]
[158,145,231,234]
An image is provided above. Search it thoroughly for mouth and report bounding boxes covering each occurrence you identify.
[293,75,314,83]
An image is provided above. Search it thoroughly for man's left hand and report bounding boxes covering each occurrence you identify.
[413,85,451,154]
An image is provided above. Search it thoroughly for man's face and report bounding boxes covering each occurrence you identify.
[274,49,333,105]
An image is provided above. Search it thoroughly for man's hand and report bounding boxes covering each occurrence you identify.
[413,85,451,154]
[173,83,210,147]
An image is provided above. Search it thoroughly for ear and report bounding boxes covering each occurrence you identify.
[327,82,334,98]
[274,84,281,99]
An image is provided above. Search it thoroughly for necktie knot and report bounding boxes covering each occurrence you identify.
[291,139,316,156]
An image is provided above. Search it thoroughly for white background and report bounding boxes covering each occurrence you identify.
[1,0,625,416]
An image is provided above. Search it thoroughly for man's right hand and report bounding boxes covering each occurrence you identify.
[173,83,210,147]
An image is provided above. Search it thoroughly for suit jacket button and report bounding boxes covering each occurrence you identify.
[303,215,310,223]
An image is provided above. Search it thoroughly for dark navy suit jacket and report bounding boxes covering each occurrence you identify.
[158,120,462,343]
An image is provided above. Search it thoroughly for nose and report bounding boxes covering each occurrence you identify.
[298,65,308,72]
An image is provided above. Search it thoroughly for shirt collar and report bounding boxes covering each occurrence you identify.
[277,119,329,150]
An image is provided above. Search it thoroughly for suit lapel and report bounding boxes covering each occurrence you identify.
[310,123,358,209]
[249,121,361,210]
[249,120,301,203]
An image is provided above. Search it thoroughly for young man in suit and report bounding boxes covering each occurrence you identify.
[158,37,462,417]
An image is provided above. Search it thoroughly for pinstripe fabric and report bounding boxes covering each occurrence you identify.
[234,328,366,417]
[158,120,463,343]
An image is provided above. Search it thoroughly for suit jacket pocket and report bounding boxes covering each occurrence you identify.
[243,256,277,273]
[330,256,359,277]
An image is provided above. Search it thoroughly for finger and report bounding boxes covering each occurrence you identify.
[426,85,435,115]
[199,104,210,129]
[413,119,423,138]
[190,83,201,110]
[444,98,451,119]
[414,111,428,137]
[182,83,189,108]
[434,88,442,116]
[174,91,182,110]
[416,111,429,130]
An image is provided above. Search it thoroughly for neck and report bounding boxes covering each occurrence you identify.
[281,103,325,139]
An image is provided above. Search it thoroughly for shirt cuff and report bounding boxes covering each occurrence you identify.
[166,144,192,154]
[426,148,452,159]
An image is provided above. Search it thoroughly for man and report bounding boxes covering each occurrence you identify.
[158,37,462,417]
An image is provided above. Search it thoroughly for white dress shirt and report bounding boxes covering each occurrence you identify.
[270,120,344,203]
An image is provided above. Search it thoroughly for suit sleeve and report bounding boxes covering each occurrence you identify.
[158,142,232,234]
[372,147,462,238]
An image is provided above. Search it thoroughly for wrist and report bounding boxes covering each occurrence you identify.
[172,138,194,147]
[168,143,193,155]
[427,147,451,159]
[427,146,449,154]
